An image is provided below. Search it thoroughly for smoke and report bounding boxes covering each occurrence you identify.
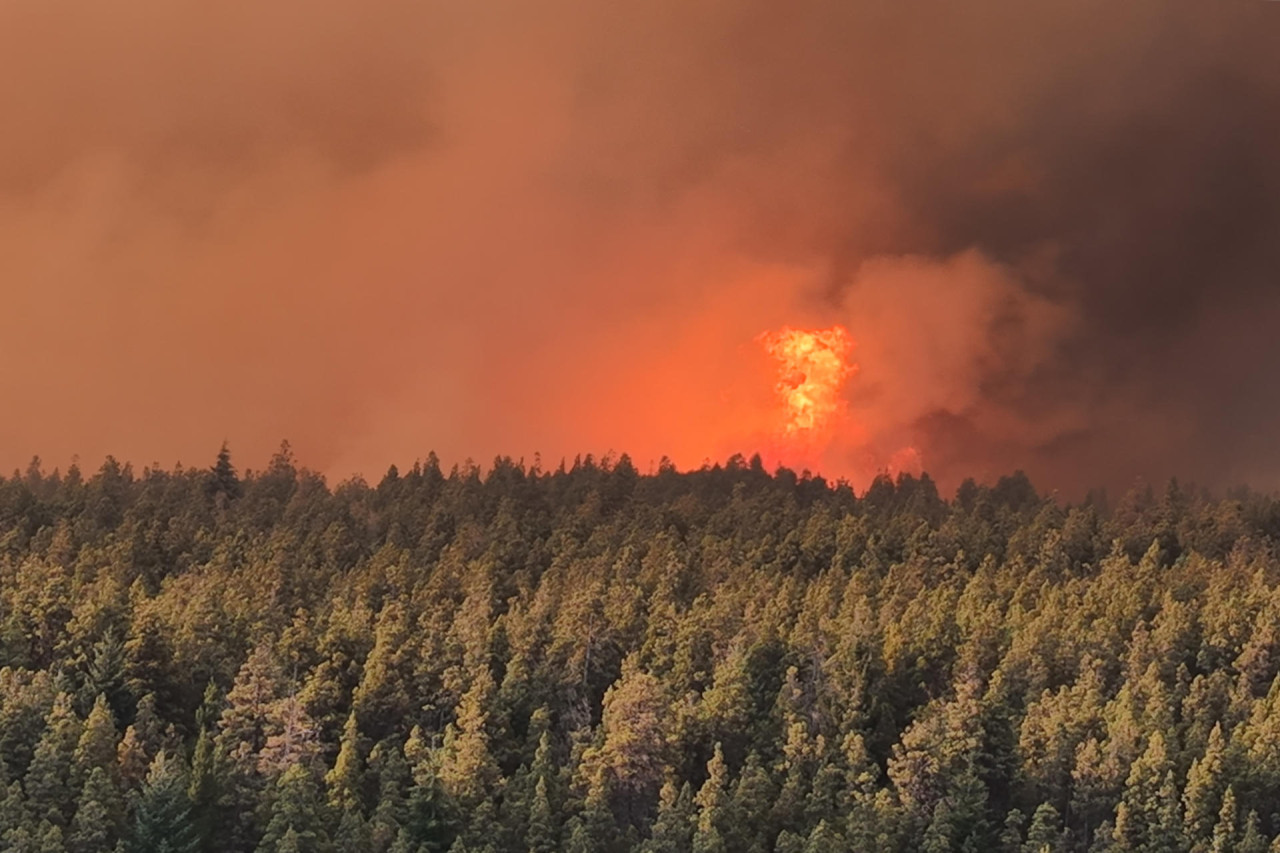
[1,0,1278,494]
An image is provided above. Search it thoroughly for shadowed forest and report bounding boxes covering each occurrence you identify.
[3,446,1280,852]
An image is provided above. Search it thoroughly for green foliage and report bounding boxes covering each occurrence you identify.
[69,766,124,853]
[4,454,1280,850]
[129,751,200,853]
[257,764,331,853]
[25,692,83,826]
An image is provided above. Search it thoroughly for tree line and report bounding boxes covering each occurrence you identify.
[2,443,1280,852]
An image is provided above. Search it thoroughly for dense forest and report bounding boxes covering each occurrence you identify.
[3,445,1280,852]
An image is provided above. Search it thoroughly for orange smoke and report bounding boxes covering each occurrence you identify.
[758,325,856,440]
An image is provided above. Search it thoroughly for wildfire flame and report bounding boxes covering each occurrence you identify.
[758,325,856,437]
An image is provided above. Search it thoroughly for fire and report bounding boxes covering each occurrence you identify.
[758,325,856,438]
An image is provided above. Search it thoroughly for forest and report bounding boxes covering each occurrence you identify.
[2,444,1280,852]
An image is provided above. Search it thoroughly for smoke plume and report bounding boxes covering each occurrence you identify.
[2,0,1278,494]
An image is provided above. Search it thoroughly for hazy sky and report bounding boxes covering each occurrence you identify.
[2,0,1278,494]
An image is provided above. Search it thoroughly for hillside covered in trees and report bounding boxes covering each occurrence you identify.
[4,446,1280,852]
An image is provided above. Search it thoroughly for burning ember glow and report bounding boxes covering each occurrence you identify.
[758,325,856,438]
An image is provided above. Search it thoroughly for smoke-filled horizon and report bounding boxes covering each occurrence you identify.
[2,0,1278,495]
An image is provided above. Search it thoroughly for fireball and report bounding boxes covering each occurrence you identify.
[758,325,856,438]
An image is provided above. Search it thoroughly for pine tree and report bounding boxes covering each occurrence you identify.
[73,695,118,789]
[1022,803,1063,853]
[1153,769,1186,853]
[257,764,331,853]
[565,790,615,853]
[922,798,956,853]
[438,669,499,809]
[587,659,669,822]
[946,761,993,853]
[803,759,846,831]
[352,604,412,741]
[217,644,287,849]
[68,766,122,853]
[258,695,321,781]
[218,644,286,770]
[333,809,372,853]
[35,821,65,853]
[116,726,150,792]
[0,779,33,846]
[369,738,412,848]
[1238,810,1266,853]
[207,443,242,502]
[1210,786,1238,853]
[803,819,847,853]
[1001,809,1026,853]
[1113,732,1180,853]
[729,752,776,851]
[773,830,804,853]
[275,827,304,853]
[80,632,132,725]
[403,734,455,852]
[187,683,223,853]
[129,751,200,853]
[561,815,598,853]
[526,776,557,853]
[643,781,694,853]
[325,711,364,815]
[692,744,729,853]
[25,692,83,827]
[122,622,181,720]
[1184,723,1229,851]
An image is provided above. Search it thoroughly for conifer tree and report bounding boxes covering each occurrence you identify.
[116,726,150,792]
[68,766,122,853]
[402,732,454,852]
[1210,786,1238,853]
[73,695,118,789]
[369,738,412,848]
[438,669,499,809]
[187,684,223,853]
[128,751,200,853]
[1113,732,1179,852]
[207,443,242,502]
[81,632,132,725]
[642,781,694,853]
[325,711,364,816]
[564,788,615,853]
[802,819,846,853]
[526,776,557,853]
[257,764,331,853]
[1184,723,1229,851]
[692,745,729,853]
[25,692,83,827]
[1238,810,1267,853]
[1022,803,1063,853]
[0,779,33,847]
[729,752,776,851]
[352,604,412,741]
[333,809,372,853]
[35,821,65,853]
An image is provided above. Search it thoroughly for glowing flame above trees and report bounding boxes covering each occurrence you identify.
[756,324,921,480]
[758,325,856,439]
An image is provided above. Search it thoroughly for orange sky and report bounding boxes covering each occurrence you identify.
[2,0,1279,494]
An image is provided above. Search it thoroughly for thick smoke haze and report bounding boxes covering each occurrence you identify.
[2,0,1278,495]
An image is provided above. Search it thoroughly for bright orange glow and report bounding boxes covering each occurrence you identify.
[758,325,856,438]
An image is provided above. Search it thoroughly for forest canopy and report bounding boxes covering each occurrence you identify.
[2,446,1280,852]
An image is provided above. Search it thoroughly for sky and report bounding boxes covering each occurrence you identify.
[1,0,1278,495]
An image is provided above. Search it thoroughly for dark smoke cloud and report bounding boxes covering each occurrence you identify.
[1,0,1277,494]
[556,0,1280,492]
